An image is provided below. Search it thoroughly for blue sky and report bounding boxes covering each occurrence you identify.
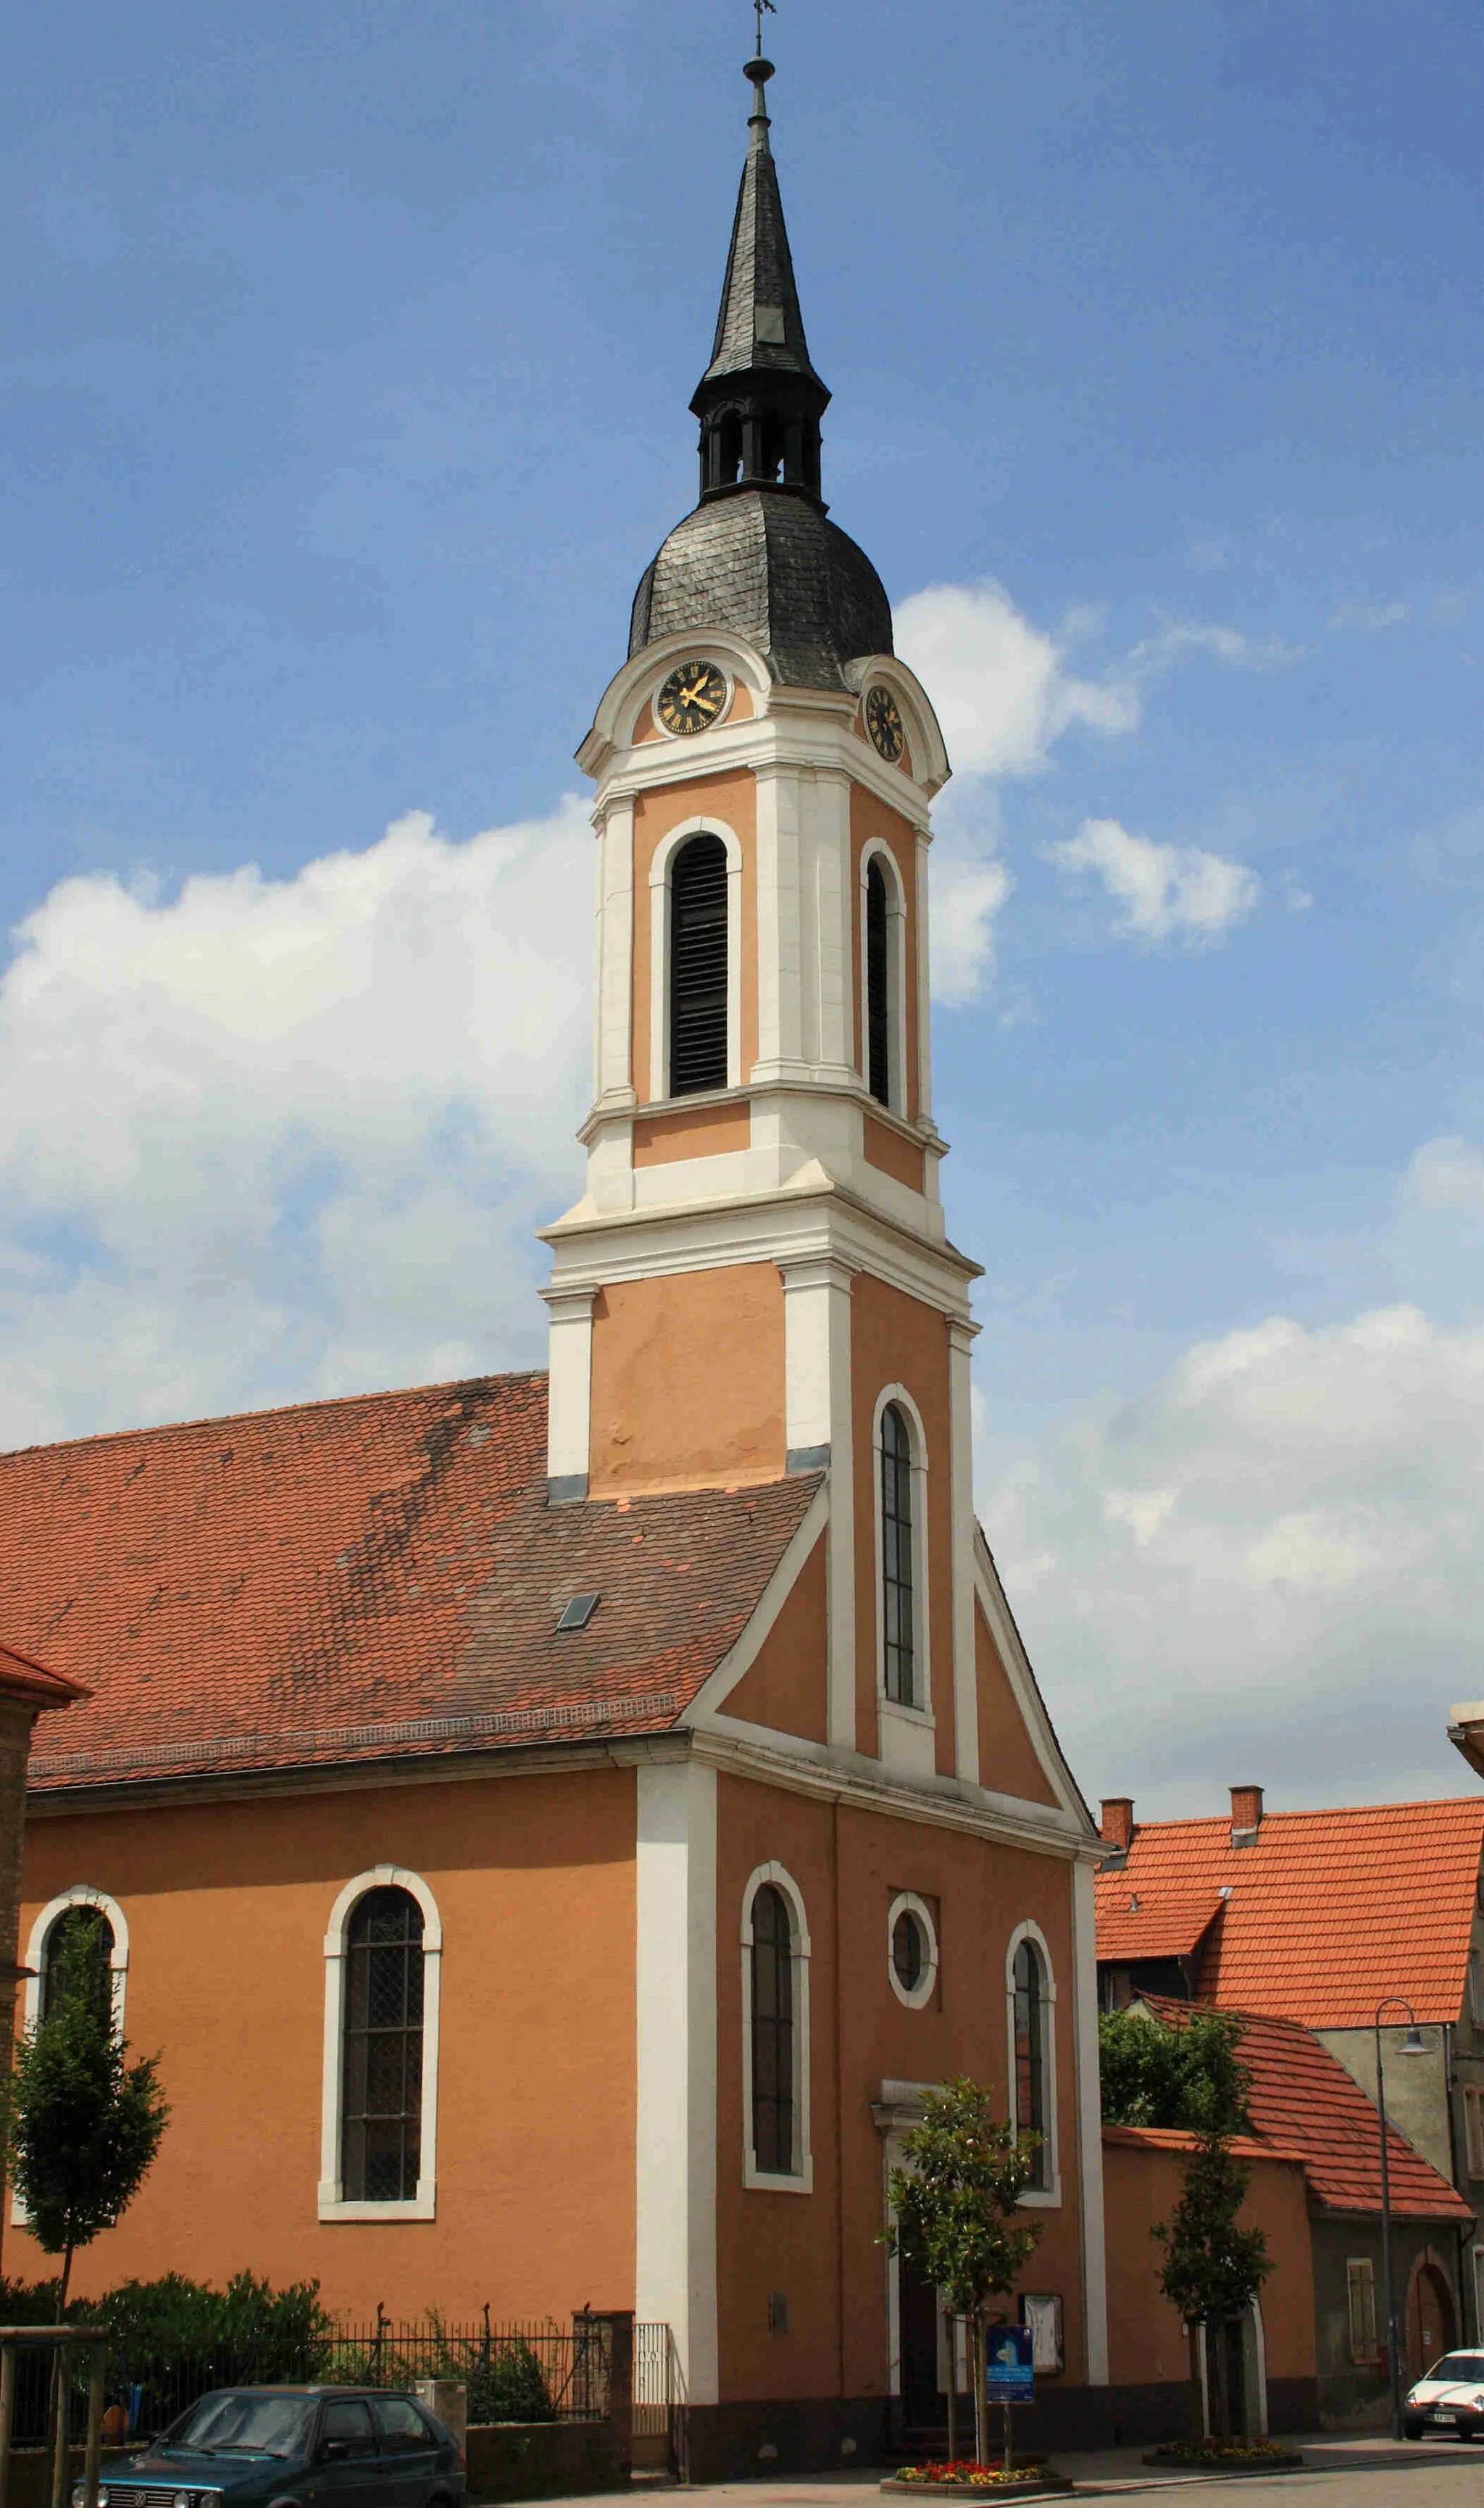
[4,0,1483,1812]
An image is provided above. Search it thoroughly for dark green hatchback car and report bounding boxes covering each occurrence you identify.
[75,2387,466,2508]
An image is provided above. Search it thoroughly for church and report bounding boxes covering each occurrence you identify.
[4,43,1112,2474]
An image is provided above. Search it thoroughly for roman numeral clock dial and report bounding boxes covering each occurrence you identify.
[865,683,905,762]
[657,659,728,736]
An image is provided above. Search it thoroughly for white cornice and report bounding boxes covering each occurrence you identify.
[683,1726,1101,1862]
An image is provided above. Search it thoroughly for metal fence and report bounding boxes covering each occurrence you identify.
[5,2312,679,2457]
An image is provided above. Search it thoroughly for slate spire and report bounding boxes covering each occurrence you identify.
[691,52,830,507]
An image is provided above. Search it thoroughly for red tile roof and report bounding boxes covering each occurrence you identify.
[1103,2122,1306,2170]
[2,1374,820,1796]
[1096,1889,1225,1963]
[0,1640,90,1710]
[1095,1800,1484,2028]
[1138,1996,1472,2222]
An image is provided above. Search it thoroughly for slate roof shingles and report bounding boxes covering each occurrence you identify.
[3,1372,819,1794]
[1096,1801,1484,2028]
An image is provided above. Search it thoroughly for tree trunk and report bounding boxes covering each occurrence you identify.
[1188,2322,1204,2442]
[1210,2320,1228,2441]
[57,2243,75,2320]
[971,2317,988,2469]
[943,2312,958,2464]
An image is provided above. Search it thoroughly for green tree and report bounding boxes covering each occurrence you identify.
[883,2078,1043,2472]
[4,1914,170,2312]
[1105,2007,1270,2441]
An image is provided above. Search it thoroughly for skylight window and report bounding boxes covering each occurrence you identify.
[556,1593,600,1632]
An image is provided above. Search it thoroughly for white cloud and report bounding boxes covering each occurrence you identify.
[1329,600,1410,633]
[1132,620,1300,670]
[895,580,1141,780]
[979,1300,1484,1810]
[0,804,592,1445]
[1405,1134,1484,1222]
[1049,815,1259,947]
[928,857,1014,1008]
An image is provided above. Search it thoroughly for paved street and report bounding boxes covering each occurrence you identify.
[532,2436,1484,2507]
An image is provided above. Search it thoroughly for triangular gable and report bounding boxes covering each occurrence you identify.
[972,1526,1093,1829]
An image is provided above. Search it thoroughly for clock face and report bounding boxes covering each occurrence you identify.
[865,684,905,762]
[657,659,728,737]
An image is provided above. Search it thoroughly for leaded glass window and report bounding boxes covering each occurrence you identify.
[341,1885,424,2201]
[880,1401,915,1705]
[41,1904,114,2024]
[669,834,729,1095]
[750,1883,794,2175]
[1014,1937,1049,2188]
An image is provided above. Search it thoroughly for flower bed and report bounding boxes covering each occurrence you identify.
[1143,2439,1304,2470]
[883,2467,1071,2497]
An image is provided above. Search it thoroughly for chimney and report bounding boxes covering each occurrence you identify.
[1230,1784,1264,1846]
[1100,1797,1135,1854]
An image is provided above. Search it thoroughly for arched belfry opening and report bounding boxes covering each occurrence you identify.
[669,833,730,1096]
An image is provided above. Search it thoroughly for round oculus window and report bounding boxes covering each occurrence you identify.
[892,1907,925,1992]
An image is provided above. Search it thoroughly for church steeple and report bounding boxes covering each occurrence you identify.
[692,55,829,505]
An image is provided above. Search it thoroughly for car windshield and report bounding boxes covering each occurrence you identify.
[160,2395,316,2457]
[1424,2354,1484,2384]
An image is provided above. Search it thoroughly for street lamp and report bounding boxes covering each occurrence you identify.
[1375,1996,1429,2440]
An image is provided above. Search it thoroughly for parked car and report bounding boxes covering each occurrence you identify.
[1403,2352,1484,2440]
[74,2386,467,2508]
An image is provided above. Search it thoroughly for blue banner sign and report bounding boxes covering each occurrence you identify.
[984,2325,1034,2401]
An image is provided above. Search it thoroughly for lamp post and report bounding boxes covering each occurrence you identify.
[1375,1996,1429,2440]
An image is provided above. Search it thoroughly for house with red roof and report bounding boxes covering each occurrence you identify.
[5,51,1138,2474]
[1096,1785,1484,2390]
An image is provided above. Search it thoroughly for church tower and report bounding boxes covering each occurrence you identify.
[543,45,983,1788]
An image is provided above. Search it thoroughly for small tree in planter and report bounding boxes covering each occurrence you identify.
[4,1913,169,2314]
[884,2078,1043,2473]
[1148,2021,1270,2444]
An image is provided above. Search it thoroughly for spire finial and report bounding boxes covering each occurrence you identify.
[746,0,776,138]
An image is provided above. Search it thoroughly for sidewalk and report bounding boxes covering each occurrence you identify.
[508,2432,1484,2508]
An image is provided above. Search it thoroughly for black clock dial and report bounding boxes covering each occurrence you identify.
[657,659,728,736]
[865,684,905,762]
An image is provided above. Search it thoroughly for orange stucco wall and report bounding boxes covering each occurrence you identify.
[714,1770,1088,2408]
[588,1263,787,1495]
[722,1530,828,1743]
[633,770,758,1104]
[862,1112,925,1192]
[1102,2128,1314,2389]
[976,1607,1059,1807]
[849,1274,955,1772]
[633,1101,751,1167]
[850,790,920,1120]
[14,1768,638,2318]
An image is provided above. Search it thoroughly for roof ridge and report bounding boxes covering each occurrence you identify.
[1117,1796,1484,1831]
[0,1370,550,1464]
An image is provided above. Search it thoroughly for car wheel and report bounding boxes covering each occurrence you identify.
[1402,2427,1422,2442]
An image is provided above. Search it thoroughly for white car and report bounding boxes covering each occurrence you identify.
[1403,2351,1484,2440]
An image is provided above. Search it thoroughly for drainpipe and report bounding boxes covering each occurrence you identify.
[1443,2025,1474,2341]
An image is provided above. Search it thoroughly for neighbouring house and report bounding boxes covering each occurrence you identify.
[1096,1786,1484,2348]
[1101,2125,1316,2441]
[4,43,1139,2474]
[1133,1996,1473,2424]
[0,1637,90,2271]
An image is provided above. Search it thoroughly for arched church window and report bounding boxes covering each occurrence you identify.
[867,858,891,1107]
[1013,1936,1050,2189]
[341,1885,425,2203]
[40,1902,114,2024]
[749,1882,795,2175]
[880,1399,915,1704]
[669,833,729,1096]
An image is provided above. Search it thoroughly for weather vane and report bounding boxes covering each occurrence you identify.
[754,0,775,55]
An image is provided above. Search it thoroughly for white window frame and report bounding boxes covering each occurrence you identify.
[741,1862,812,2194]
[858,838,909,1115]
[12,1887,130,2228]
[1006,1920,1061,2208]
[319,1865,442,2223]
[872,1384,933,1735]
[887,1890,939,2011]
[1467,2088,1484,2180]
[648,817,743,1103]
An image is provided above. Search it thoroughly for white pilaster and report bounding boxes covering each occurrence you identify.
[781,1254,856,1749]
[949,1317,980,1786]
[914,831,934,1125]
[636,1758,719,2405]
[807,768,855,1083]
[595,800,635,1111]
[541,1285,596,1494]
[1071,1858,1109,2383]
[752,763,810,1084]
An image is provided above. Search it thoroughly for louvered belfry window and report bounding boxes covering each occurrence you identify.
[341,1886,424,2201]
[867,858,891,1107]
[880,1401,915,1704]
[750,1883,795,2175]
[668,834,729,1095]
